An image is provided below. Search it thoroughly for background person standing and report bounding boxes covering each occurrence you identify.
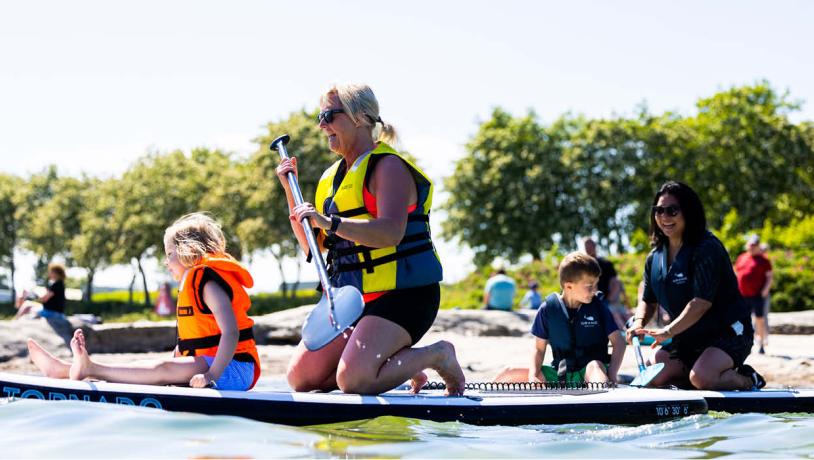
[734,234,773,354]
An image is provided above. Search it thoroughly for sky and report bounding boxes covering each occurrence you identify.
[1,0,812,291]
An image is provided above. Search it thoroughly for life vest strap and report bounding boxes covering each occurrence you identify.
[332,232,431,258]
[335,206,367,218]
[177,326,255,356]
[334,242,435,273]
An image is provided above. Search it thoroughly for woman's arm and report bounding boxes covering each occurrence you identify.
[626,300,658,342]
[276,157,326,256]
[189,281,239,388]
[646,297,712,345]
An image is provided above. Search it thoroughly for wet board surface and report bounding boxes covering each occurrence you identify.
[0,372,707,426]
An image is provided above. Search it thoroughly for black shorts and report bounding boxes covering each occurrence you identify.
[744,295,767,318]
[358,283,440,345]
[663,331,754,370]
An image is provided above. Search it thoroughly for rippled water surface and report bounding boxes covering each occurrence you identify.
[2,381,813,458]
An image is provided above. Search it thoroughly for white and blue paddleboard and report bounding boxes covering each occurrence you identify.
[0,372,707,426]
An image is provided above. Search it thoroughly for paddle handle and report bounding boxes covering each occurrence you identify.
[270,134,336,311]
[632,336,647,373]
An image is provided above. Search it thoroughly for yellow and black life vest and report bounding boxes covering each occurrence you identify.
[313,142,443,294]
[176,254,261,388]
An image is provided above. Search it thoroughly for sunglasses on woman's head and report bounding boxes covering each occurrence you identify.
[317,109,344,124]
[652,205,681,217]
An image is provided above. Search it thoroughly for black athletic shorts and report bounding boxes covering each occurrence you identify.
[663,330,754,370]
[358,283,440,345]
[744,295,767,318]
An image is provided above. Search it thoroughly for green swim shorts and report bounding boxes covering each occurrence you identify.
[541,363,609,384]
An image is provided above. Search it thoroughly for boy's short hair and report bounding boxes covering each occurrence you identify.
[558,251,601,287]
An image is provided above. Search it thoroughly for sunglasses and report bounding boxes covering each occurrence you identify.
[317,109,345,124]
[652,205,681,217]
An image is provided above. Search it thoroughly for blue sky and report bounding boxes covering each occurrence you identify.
[1,0,812,290]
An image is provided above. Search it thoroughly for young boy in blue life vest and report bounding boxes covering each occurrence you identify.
[495,251,626,384]
[26,213,261,391]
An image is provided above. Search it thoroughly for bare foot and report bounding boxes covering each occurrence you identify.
[27,339,70,379]
[68,329,93,381]
[409,371,428,394]
[431,341,466,396]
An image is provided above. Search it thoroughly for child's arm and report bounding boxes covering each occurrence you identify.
[528,338,548,383]
[189,281,239,388]
[607,331,626,383]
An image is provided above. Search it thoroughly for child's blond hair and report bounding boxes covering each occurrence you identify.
[558,251,601,288]
[163,213,226,267]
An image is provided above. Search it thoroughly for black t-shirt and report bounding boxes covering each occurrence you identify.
[43,279,66,313]
[642,231,751,345]
[597,257,617,296]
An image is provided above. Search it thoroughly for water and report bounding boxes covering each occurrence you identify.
[2,384,813,458]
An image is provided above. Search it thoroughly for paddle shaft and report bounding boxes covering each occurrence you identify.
[632,336,647,373]
[270,134,336,312]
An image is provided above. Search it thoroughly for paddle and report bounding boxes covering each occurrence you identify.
[630,335,665,387]
[270,134,364,351]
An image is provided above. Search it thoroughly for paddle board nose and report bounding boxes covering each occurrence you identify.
[301,286,364,351]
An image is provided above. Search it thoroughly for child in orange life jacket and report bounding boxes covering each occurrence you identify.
[26,213,261,390]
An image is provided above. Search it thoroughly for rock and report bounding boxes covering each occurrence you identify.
[769,310,814,335]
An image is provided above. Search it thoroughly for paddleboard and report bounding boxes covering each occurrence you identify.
[0,372,705,426]
[699,388,814,414]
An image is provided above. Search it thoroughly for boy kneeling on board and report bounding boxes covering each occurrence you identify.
[495,252,625,384]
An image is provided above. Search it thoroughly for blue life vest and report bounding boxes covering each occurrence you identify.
[543,293,610,374]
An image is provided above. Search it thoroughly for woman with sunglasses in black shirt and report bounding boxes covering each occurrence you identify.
[626,181,765,390]
[276,84,465,396]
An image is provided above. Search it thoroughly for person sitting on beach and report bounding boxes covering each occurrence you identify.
[26,213,261,391]
[483,269,516,311]
[519,280,543,310]
[15,262,67,320]
[626,181,764,390]
[494,252,625,384]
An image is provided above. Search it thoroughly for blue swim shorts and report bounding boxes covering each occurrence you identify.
[203,356,255,391]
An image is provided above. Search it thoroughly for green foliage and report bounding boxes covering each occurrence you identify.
[443,108,575,265]
[769,249,814,312]
[445,82,814,267]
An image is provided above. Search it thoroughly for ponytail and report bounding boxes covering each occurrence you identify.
[377,121,398,145]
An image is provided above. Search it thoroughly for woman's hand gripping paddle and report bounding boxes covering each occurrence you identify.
[271,134,364,351]
[630,335,665,387]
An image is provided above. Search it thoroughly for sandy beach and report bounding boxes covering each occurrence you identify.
[3,330,812,389]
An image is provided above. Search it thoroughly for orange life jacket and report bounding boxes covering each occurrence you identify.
[175,254,261,389]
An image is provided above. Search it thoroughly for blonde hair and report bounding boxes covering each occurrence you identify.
[558,251,601,287]
[163,213,226,268]
[320,83,398,145]
[47,262,66,281]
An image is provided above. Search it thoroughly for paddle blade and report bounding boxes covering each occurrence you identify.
[630,362,665,387]
[302,286,364,351]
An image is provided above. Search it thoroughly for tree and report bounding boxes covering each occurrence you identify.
[245,109,336,297]
[443,108,576,265]
[0,173,25,300]
[69,177,118,301]
[18,168,84,281]
[111,151,201,306]
[680,81,814,229]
